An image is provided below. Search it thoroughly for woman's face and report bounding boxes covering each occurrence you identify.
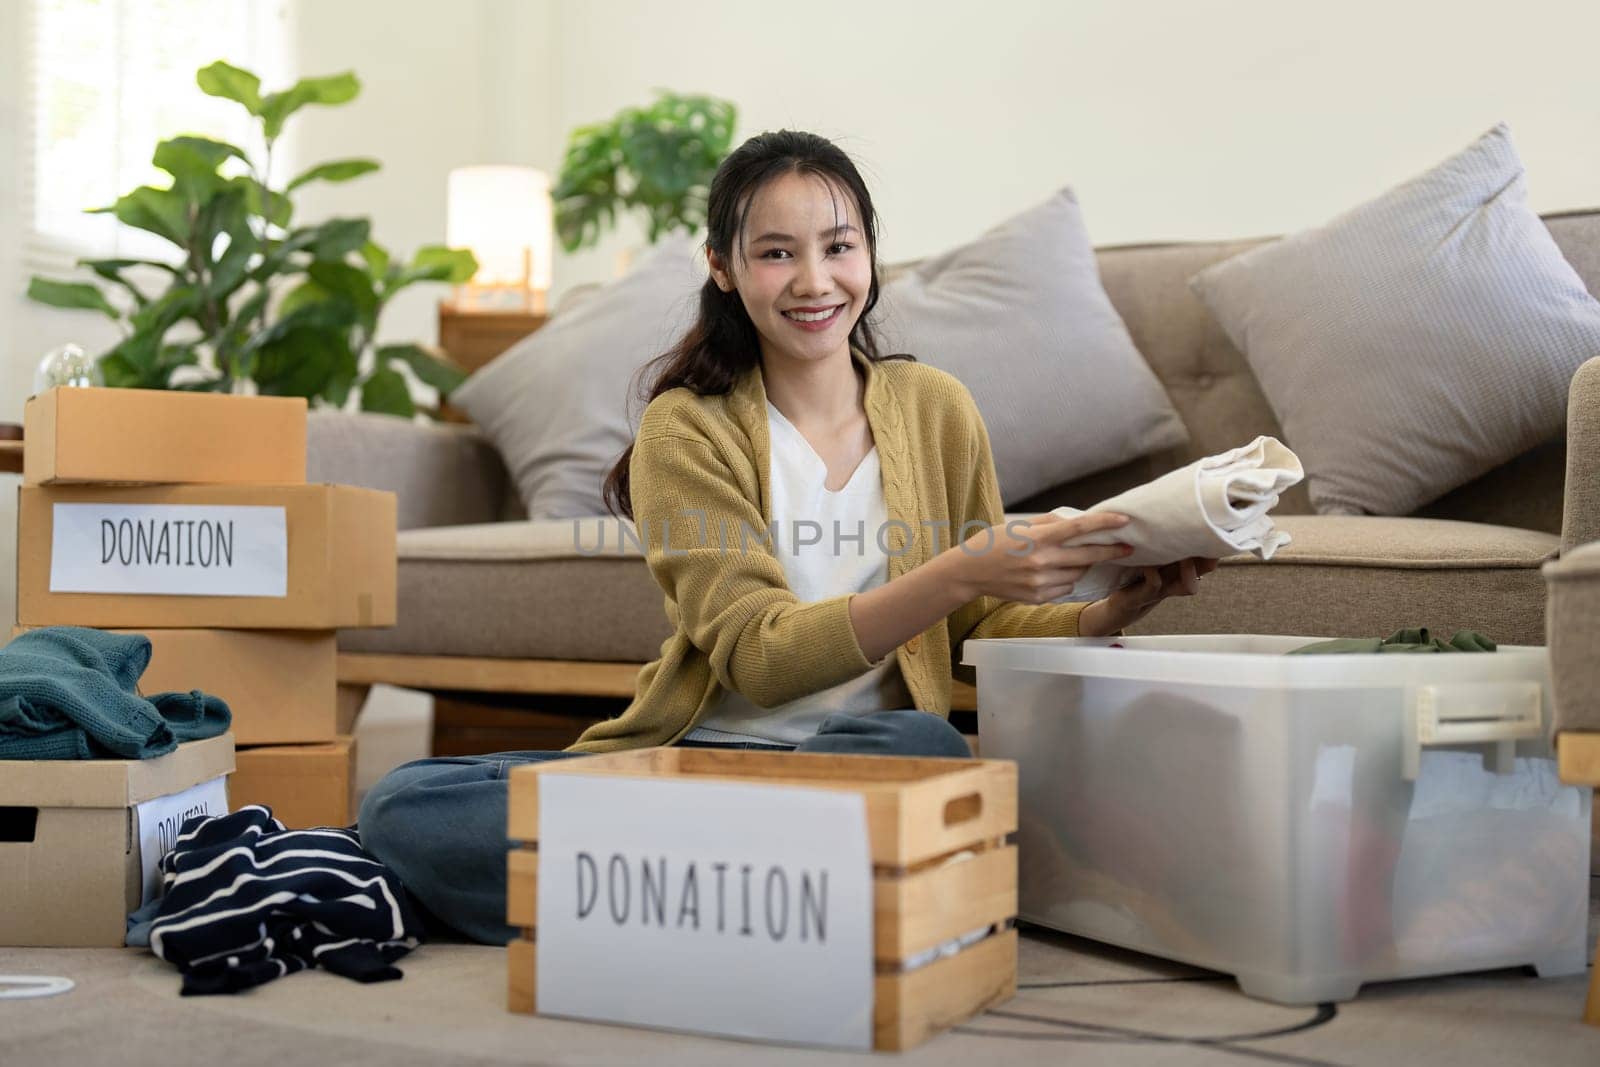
[709,170,872,370]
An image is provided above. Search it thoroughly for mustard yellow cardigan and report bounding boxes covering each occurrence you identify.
[569,350,1084,752]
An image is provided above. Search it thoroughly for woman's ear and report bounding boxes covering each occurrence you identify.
[706,247,736,293]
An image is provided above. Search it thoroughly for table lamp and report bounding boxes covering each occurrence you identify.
[439,165,554,372]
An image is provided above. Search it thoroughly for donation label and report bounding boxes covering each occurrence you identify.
[49,503,288,597]
[534,775,873,1049]
[135,775,230,904]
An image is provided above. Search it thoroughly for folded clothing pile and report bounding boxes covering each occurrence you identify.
[0,626,230,760]
[1051,435,1304,601]
[129,806,421,995]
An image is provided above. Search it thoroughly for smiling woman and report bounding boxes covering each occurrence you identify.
[354,130,1210,947]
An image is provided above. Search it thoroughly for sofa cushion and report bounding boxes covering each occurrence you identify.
[1128,516,1558,646]
[875,188,1188,503]
[1189,124,1600,517]
[337,519,671,663]
[452,239,703,520]
[338,514,1558,660]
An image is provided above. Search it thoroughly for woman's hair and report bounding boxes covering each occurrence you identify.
[601,129,912,520]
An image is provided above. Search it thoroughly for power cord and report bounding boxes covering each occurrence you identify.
[955,974,1342,1067]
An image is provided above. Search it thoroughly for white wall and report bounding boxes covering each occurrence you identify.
[284,0,559,348]
[4,0,1600,627]
[548,0,1600,284]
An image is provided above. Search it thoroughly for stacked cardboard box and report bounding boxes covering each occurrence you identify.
[15,387,397,832]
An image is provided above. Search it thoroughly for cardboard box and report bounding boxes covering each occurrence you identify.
[24,387,306,486]
[0,734,235,947]
[9,626,338,746]
[17,483,396,629]
[229,737,357,830]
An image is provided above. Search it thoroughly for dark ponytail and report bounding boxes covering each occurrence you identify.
[601,130,911,520]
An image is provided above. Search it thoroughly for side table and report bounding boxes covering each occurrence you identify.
[437,303,548,373]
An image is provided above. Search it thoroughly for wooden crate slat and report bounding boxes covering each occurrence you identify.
[873,928,1017,1051]
[1558,731,1600,785]
[507,849,538,928]
[874,846,1016,961]
[509,749,1015,867]
[507,937,536,1014]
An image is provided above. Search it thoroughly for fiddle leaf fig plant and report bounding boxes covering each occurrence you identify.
[25,60,476,418]
[553,90,737,253]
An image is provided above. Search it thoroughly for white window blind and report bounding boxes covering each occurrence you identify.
[23,0,291,273]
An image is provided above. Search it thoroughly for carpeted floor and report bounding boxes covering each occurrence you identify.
[5,694,1595,1065]
[2,894,1595,1067]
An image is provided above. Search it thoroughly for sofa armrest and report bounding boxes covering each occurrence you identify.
[1563,357,1600,554]
[307,411,515,531]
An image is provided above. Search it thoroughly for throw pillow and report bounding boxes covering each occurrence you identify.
[1188,123,1600,515]
[875,188,1188,504]
[454,238,704,518]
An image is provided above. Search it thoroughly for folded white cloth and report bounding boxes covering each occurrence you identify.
[1049,435,1304,602]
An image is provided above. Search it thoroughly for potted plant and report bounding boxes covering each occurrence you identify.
[25,60,476,418]
[552,90,737,253]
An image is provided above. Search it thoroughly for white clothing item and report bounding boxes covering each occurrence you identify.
[687,401,913,745]
[1049,435,1304,602]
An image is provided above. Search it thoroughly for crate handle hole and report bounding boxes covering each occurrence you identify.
[0,807,39,843]
[943,793,982,826]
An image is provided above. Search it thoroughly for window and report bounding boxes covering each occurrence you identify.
[23,0,291,271]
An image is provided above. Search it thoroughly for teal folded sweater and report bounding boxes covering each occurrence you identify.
[0,627,231,760]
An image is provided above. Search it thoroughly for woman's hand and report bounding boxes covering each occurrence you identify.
[1078,557,1221,637]
[944,511,1136,604]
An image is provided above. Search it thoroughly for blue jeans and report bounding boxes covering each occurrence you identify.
[358,709,971,944]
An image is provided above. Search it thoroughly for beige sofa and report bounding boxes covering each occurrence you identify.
[313,210,1600,716]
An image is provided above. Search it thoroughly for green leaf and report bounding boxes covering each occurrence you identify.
[259,72,360,139]
[285,158,380,192]
[323,342,361,408]
[90,185,191,247]
[390,245,477,290]
[253,326,349,399]
[100,333,168,388]
[79,258,174,310]
[231,176,291,230]
[307,260,379,329]
[241,299,357,360]
[359,365,415,417]
[154,136,247,179]
[27,277,120,319]
[309,218,372,259]
[380,343,467,397]
[130,285,202,335]
[207,194,258,298]
[197,61,263,114]
[215,285,272,375]
[360,240,390,281]
[79,257,180,278]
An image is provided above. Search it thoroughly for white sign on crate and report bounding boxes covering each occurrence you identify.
[49,503,288,597]
[535,774,873,1049]
[134,775,230,904]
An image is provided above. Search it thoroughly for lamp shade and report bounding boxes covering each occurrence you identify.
[446,165,553,293]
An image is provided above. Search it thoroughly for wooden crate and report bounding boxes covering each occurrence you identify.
[1557,731,1600,1028]
[505,748,1019,1050]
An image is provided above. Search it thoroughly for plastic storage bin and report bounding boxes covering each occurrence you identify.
[966,634,1593,1004]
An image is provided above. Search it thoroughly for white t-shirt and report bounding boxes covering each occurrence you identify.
[686,400,913,745]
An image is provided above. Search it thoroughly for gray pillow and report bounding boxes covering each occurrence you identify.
[454,238,703,519]
[1189,123,1600,516]
[875,188,1188,504]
